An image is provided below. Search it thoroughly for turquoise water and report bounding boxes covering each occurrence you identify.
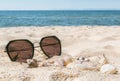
[0,10,120,27]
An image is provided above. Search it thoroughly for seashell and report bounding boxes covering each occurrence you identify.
[62,55,73,66]
[48,55,73,67]
[100,64,117,74]
[53,58,65,67]
[27,59,38,68]
[38,55,73,67]
[98,54,107,65]
[99,57,107,65]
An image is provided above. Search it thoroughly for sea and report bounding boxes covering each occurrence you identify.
[0,10,120,27]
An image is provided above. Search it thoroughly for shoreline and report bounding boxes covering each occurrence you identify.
[0,25,120,28]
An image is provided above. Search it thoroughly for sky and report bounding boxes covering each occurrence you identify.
[0,0,120,10]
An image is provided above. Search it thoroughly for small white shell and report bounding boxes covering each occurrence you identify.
[98,54,107,65]
[100,64,117,74]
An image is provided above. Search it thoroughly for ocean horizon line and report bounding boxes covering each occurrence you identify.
[0,10,120,11]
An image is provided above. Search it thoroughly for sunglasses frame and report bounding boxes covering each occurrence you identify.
[6,39,34,61]
[5,36,61,62]
[40,36,61,58]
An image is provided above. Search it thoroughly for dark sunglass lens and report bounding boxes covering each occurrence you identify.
[6,40,34,62]
[40,36,61,58]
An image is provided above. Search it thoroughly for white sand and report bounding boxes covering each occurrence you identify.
[0,26,120,81]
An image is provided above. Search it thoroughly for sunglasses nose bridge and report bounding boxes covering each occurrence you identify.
[33,42,40,48]
[34,46,40,48]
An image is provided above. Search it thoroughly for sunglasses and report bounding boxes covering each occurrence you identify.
[5,36,61,63]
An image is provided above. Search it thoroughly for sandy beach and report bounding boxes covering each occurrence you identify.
[0,26,120,81]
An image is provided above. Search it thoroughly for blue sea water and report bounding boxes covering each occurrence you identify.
[0,10,120,27]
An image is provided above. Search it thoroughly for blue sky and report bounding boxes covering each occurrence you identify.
[0,0,120,10]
